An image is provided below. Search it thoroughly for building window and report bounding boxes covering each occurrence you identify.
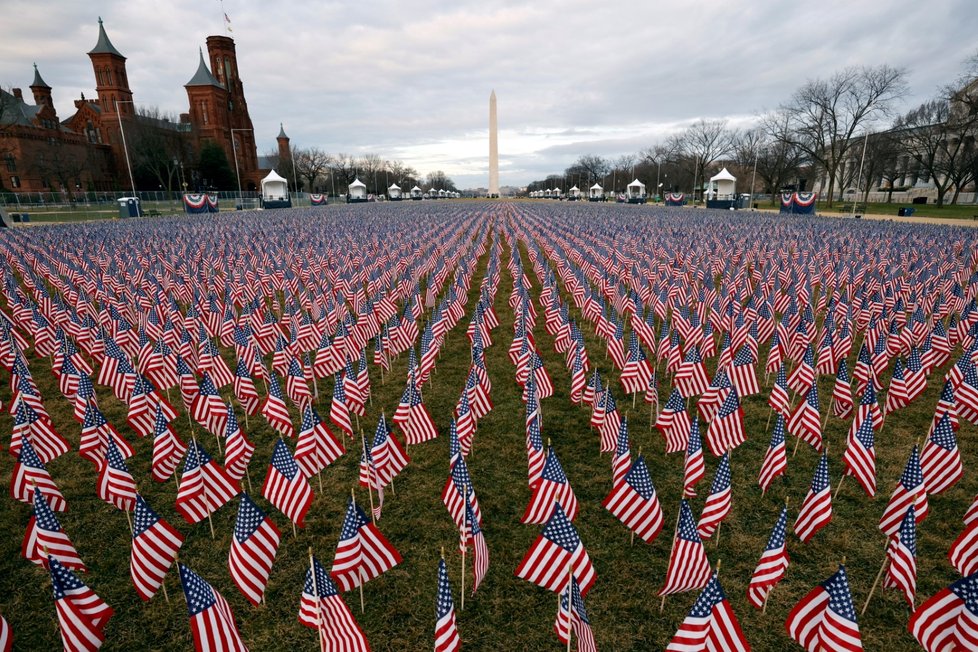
[4,154,15,172]
[9,176,20,188]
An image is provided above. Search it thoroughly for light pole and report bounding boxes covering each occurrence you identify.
[750,150,759,208]
[114,99,138,201]
[230,127,252,206]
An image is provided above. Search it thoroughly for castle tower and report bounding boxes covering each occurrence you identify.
[489,90,499,197]
[87,17,133,119]
[277,123,291,163]
[29,64,53,112]
[205,35,256,172]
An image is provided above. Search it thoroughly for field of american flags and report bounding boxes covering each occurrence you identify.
[0,202,977,650]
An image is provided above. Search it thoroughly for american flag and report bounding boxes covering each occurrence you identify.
[130,494,183,602]
[700,367,731,423]
[788,381,822,452]
[191,372,229,438]
[262,437,314,527]
[96,433,138,511]
[233,358,262,416]
[674,346,709,397]
[178,562,249,652]
[392,370,438,445]
[758,413,787,493]
[515,503,596,596]
[908,571,978,652]
[842,415,876,497]
[598,386,622,454]
[785,564,862,652]
[22,486,85,571]
[659,500,712,596]
[611,416,631,486]
[794,452,832,544]
[666,571,750,652]
[656,389,692,454]
[884,505,917,608]
[331,496,402,592]
[602,454,664,543]
[151,403,186,482]
[175,439,240,525]
[683,416,706,498]
[455,387,475,456]
[434,558,461,652]
[730,346,760,397]
[950,513,978,577]
[442,455,482,530]
[371,413,409,487]
[464,491,488,594]
[920,412,962,495]
[263,373,296,438]
[744,502,790,611]
[229,492,281,606]
[885,358,911,413]
[11,436,67,511]
[0,613,10,652]
[299,554,369,651]
[12,399,69,463]
[295,404,344,480]
[357,435,384,521]
[554,576,597,652]
[223,405,254,483]
[697,452,732,540]
[706,386,745,456]
[285,357,313,410]
[879,443,928,537]
[831,358,854,419]
[48,555,114,652]
[526,401,546,487]
[522,445,579,524]
[787,343,816,394]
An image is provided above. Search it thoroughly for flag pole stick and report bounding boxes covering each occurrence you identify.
[193,436,216,539]
[861,546,888,616]
[765,405,774,432]
[361,429,376,524]
[352,488,365,613]
[308,547,327,652]
[161,576,170,603]
[762,586,772,614]
[461,504,466,611]
[124,508,133,535]
[567,562,574,652]
[660,505,683,613]
[833,474,846,499]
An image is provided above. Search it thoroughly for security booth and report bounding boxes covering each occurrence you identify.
[626,179,647,204]
[117,196,141,218]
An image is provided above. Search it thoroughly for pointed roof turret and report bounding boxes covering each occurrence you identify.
[185,48,223,88]
[88,17,125,58]
[277,123,288,140]
[31,63,50,89]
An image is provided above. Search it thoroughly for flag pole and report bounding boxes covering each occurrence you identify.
[861,537,890,616]
[361,429,376,524]
[193,436,216,539]
[460,500,466,611]
[352,487,365,613]
[308,547,327,652]
[567,562,574,652]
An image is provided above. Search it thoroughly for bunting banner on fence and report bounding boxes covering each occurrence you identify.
[665,193,686,206]
[310,194,327,206]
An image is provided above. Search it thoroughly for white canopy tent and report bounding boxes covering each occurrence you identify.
[589,183,603,200]
[410,185,423,200]
[626,178,647,200]
[568,185,581,199]
[388,183,402,199]
[709,167,737,200]
[348,178,367,202]
[260,169,291,208]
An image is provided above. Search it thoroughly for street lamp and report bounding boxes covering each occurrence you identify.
[113,99,137,201]
[230,127,252,206]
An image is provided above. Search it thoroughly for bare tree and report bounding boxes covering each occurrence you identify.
[741,110,806,202]
[895,90,978,206]
[293,147,332,193]
[860,129,902,204]
[29,138,88,195]
[783,65,907,205]
[129,106,193,191]
[424,170,457,192]
[572,154,610,185]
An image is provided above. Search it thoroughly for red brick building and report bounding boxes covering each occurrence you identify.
[0,18,271,194]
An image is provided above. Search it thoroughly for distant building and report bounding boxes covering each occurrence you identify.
[0,18,278,194]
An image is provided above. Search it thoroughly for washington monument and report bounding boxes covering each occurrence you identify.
[489,90,499,197]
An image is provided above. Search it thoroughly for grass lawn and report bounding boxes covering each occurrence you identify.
[0,203,973,651]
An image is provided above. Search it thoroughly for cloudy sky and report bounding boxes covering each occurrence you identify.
[2,0,975,188]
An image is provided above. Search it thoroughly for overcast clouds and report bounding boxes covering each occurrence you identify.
[2,0,976,188]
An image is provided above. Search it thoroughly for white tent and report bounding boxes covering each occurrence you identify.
[568,185,581,199]
[626,178,647,199]
[589,183,603,200]
[260,169,291,208]
[410,185,423,200]
[709,167,736,200]
[551,188,561,198]
[438,189,447,198]
[348,178,367,202]
[388,183,402,199]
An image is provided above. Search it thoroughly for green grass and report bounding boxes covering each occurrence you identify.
[0,206,973,650]
[823,201,978,220]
